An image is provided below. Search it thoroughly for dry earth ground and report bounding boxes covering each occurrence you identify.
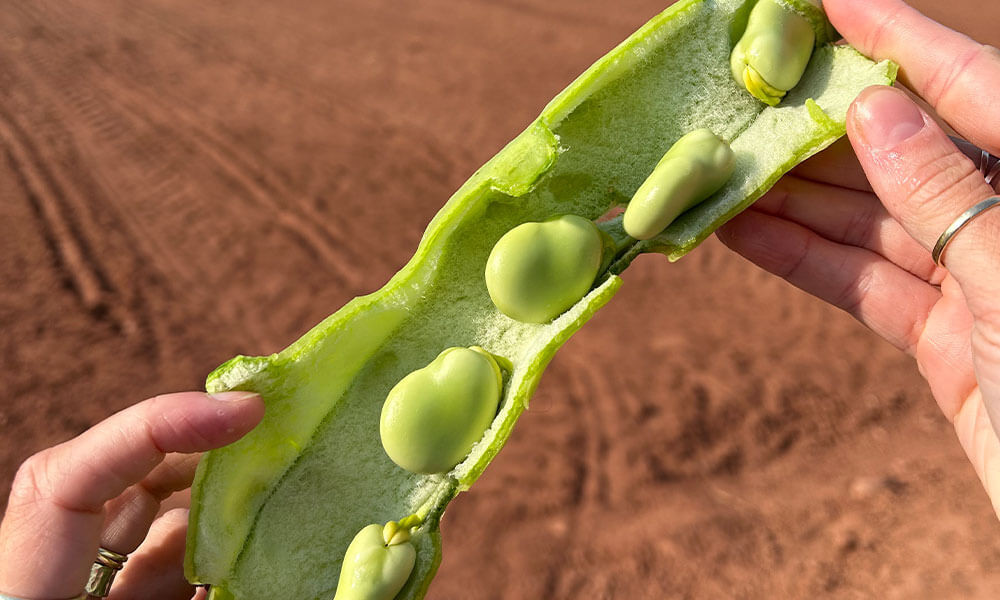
[1,1,999,598]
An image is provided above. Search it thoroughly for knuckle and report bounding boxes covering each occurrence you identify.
[10,451,53,504]
[775,229,811,281]
[923,43,992,107]
[904,151,986,218]
[864,2,908,60]
[841,200,880,247]
[833,258,874,316]
[153,409,214,452]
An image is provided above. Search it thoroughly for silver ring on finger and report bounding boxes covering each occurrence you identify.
[932,196,1000,266]
[85,547,129,598]
[949,136,1000,192]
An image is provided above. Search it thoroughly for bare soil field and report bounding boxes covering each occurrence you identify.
[2,1,999,598]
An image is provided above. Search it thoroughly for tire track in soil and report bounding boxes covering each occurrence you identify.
[568,358,617,508]
[82,0,478,279]
[561,357,613,511]
[0,5,264,353]
[0,104,139,336]
[14,1,366,294]
[96,75,367,290]
[7,2,346,352]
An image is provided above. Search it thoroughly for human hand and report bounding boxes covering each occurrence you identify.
[0,391,264,599]
[717,0,1000,516]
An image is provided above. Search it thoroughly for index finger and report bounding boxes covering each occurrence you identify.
[825,0,1000,154]
[0,391,263,600]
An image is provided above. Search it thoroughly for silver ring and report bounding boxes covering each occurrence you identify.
[85,547,128,598]
[932,196,1000,266]
[951,136,1000,193]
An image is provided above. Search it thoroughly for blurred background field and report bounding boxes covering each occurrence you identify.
[2,1,999,597]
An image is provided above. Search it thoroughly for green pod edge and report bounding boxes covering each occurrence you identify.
[186,1,897,599]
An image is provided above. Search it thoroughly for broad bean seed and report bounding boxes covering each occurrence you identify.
[623,129,735,240]
[485,215,604,323]
[333,521,417,600]
[380,346,503,474]
[730,0,815,106]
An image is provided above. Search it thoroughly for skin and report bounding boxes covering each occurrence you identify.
[0,391,264,599]
[731,0,816,106]
[333,523,416,600]
[380,347,503,474]
[623,129,736,240]
[485,215,605,323]
[718,0,1000,516]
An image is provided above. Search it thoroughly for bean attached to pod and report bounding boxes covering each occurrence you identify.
[730,0,816,106]
[333,516,422,600]
[485,214,605,324]
[380,346,504,474]
[623,129,735,240]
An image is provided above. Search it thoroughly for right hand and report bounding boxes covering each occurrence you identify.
[718,0,1000,515]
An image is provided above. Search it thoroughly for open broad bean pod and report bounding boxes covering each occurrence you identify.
[185,1,896,598]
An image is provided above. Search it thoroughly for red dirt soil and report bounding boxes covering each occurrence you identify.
[2,1,999,598]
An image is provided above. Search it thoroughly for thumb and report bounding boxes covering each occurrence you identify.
[847,85,1000,317]
[847,85,1000,434]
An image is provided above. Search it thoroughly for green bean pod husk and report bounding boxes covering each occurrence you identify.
[185,2,896,599]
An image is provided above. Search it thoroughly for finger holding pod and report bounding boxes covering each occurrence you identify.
[623,129,736,240]
[731,0,816,106]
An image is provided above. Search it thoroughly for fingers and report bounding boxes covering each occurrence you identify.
[0,391,263,600]
[825,0,1000,154]
[101,453,202,554]
[847,86,1000,316]
[716,208,940,354]
[751,175,944,283]
[110,508,198,600]
[792,137,873,193]
[847,87,1000,324]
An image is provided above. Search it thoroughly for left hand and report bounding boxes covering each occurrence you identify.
[0,391,264,599]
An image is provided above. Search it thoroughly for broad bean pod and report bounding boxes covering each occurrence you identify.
[185,1,896,598]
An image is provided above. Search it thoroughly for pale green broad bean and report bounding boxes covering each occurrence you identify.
[623,129,735,240]
[730,0,815,106]
[485,214,605,324]
[333,519,419,600]
[379,346,504,474]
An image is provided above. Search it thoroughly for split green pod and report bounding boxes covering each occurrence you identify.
[485,215,606,323]
[623,129,736,241]
[731,0,817,106]
[380,347,504,474]
[184,2,895,598]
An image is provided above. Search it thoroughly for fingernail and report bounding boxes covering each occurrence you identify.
[210,391,260,402]
[854,87,926,150]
